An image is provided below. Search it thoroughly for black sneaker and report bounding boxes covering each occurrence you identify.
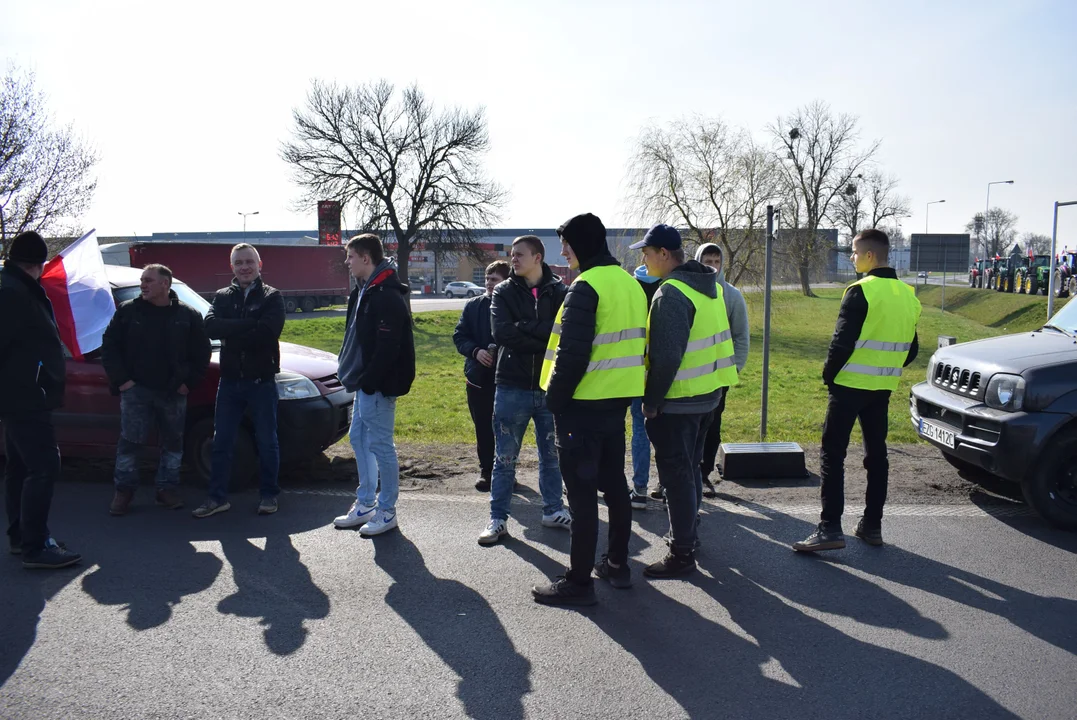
[22,545,81,570]
[531,576,597,607]
[854,519,884,546]
[594,555,632,589]
[702,477,719,499]
[792,524,846,553]
[474,477,491,492]
[649,487,666,502]
[10,537,66,556]
[629,489,648,510]
[644,552,697,579]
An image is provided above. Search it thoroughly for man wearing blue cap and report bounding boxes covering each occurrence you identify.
[634,224,738,578]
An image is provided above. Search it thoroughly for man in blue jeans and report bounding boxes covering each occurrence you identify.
[193,244,286,518]
[333,234,416,536]
[477,235,570,545]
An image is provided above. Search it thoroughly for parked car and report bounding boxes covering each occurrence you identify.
[917,271,928,278]
[910,300,1077,529]
[0,265,354,486]
[444,281,483,298]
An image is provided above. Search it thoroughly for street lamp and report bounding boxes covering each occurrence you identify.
[984,180,1014,256]
[238,211,260,239]
[926,199,946,234]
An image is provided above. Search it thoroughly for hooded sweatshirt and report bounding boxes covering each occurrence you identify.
[694,244,750,373]
[644,259,725,414]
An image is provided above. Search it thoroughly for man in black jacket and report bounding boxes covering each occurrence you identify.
[332,234,416,537]
[477,235,570,546]
[453,260,510,492]
[193,244,286,519]
[102,263,211,516]
[0,232,81,569]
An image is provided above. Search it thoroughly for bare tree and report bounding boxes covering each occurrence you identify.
[833,169,911,244]
[0,68,98,243]
[771,101,879,296]
[1020,232,1052,256]
[966,208,1018,258]
[281,80,506,303]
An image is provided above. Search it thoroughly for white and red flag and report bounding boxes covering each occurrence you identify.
[40,229,116,360]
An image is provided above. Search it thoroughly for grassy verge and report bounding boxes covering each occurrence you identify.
[914,284,1067,333]
[282,287,1031,448]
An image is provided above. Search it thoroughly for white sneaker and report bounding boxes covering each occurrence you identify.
[478,519,508,546]
[333,500,377,528]
[360,509,398,536]
[542,509,572,530]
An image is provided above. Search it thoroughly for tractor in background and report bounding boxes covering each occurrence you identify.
[1054,250,1077,298]
[1015,254,1052,295]
[969,258,986,288]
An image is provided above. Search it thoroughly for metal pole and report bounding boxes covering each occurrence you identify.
[942,245,946,313]
[1048,201,1077,319]
[761,205,774,442]
[985,186,992,259]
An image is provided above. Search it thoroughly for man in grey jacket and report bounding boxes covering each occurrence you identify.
[695,243,749,494]
[635,225,737,578]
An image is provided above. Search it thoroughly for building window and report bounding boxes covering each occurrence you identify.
[473,267,485,284]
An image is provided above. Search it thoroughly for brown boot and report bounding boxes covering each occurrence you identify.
[155,488,183,510]
[109,489,135,516]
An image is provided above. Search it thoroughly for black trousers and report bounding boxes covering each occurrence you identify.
[466,382,496,480]
[700,388,728,479]
[819,386,892,529]
[646,411,708,555]
[554,409,632,585]
[3,411,60,554]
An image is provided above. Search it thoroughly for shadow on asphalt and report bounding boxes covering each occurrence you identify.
[372,533,532,720]
[971,495,1077,555]
[1,488,330,686]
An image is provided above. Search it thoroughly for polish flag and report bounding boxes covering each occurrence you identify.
[40,229,116,360]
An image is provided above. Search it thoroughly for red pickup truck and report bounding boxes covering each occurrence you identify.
[0,264,353,485]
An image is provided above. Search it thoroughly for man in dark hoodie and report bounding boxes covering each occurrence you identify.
[453,260,511,492]
[477,235,570,546]
[636,225,738,578]
[0,232,81,569]
[332,234,416,537]
[531,213,647,606]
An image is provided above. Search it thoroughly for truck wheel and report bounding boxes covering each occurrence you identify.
[184,417,258,489]
[1067,277,1076,299]
[969,275,975,288]
[284,298,298,313]
[1022,428,1077,530]
[1030,276,1039,295]
[301,296,316,314]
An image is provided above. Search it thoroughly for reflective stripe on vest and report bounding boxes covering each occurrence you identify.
[833,274,922,391]
[651,277,738,399]
[539,265,647,400]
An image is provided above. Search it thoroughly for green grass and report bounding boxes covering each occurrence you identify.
[281,289,1032,447]
[913,284,1067,333]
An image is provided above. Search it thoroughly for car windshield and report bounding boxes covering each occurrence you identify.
[1045,298,1077,333]
[113,282,220,347]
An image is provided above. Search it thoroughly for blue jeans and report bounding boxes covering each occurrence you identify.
[630,397,650,493]
[350,390,399,513]
[209,378,280,502]
[490,386,564,520]
[114,385,186,490]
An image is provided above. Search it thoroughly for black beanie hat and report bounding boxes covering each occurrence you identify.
[557,213,610,265]
[7,231,48,264]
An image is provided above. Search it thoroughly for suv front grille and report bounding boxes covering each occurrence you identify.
[934,363,982,397]
[317,374,343,391]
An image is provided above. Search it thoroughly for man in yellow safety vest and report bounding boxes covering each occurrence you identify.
[531,213,647,607]
[793,228,921,552]
[637,224,738,578]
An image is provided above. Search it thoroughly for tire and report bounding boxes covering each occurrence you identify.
[467,290,478,298]
[444,291,453,298]
[183,417,258,489]
[1067,276,1076,299]
[969,274,976,288]
[1030,276,1039,296]
[1021,428,1077,530]
[284,297,298,313]
[301,296,316,314]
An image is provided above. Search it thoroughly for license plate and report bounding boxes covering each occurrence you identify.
[919,419,955,449]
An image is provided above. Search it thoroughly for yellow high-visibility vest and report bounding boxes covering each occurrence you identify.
[833,274,921,391]
[539,265,647,399]
[651,278,738,399]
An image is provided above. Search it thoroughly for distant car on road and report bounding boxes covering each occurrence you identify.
[917,271,928,278]
[444,281,483,298]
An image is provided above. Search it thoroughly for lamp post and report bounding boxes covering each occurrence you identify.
[238,211,260,240]
[984,180,1014,257]
[1047,201,1077,319]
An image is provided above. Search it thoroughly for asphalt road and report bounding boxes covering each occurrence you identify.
[297,295,468,320]
[2,482,1075,719]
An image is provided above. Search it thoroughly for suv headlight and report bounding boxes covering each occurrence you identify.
[984,373,1025,412]
[276,372,321,400]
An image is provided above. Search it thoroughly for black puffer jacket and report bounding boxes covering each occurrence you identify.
[544,256,641,414]
[0,265,66,414]
[101,291,211,395]
[341,266,416,397]
[204,277,286,382]
[452,293,495,387]
[490,264,567,390]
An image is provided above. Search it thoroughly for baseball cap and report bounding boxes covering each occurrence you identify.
[629,223,682,250]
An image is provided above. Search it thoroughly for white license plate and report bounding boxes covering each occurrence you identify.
[919,419,955,449]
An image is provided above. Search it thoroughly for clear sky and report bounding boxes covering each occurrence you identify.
[3,0,1075,243]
